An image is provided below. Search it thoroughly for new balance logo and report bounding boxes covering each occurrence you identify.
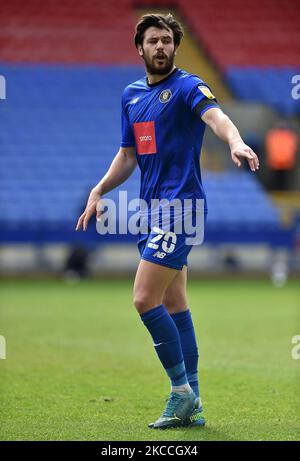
[130,97,139,104]
[153,251,166,259]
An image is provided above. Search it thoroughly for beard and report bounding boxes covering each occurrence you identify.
[142,49,175,76]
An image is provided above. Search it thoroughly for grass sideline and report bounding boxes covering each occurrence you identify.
[0,278,299,441]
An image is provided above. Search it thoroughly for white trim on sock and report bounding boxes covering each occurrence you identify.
[171,383,193,395]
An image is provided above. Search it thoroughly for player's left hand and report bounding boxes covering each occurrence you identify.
[76,187,102,232]
[230,141,259,172]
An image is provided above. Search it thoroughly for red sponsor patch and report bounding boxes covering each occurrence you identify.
[133,121,157,155]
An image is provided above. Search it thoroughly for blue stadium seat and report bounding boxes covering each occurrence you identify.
[0,65,281,239]
[226,67,300,116]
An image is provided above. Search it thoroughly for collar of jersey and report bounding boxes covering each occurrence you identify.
[146,67,178,88]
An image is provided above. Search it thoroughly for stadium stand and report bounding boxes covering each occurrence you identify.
[0,0,139,64]
[137,0,300,115]
[0,66,283,244]
[0,0,295,248]
[226,68,300,116]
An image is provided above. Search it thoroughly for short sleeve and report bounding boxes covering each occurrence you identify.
[120,91,136,148]
[182,75,220,117]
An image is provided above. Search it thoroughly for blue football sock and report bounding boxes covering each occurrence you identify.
[140,304,189,388]
[171,309,200,399]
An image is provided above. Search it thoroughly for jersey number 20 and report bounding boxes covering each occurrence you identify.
[147,227,177,254]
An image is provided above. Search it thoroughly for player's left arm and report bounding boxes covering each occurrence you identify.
[201,107,260,172]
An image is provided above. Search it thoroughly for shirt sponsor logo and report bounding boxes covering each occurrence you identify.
[198,85,215,99]
[159,89,172,103]
[133,121,157,155]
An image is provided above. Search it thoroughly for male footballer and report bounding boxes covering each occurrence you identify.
[76,13,259,429]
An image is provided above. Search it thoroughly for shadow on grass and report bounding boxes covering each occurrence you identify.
[133,424,238,442]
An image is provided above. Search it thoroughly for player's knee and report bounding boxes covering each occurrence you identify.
[133,294,159,314]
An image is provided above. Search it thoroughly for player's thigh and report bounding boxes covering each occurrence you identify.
[133,259,179,314]
[163,265,188,314]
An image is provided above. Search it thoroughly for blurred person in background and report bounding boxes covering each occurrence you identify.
[63,194,96,281]
[265,121,298,190]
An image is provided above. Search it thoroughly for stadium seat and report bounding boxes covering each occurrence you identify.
[0,1,287,241]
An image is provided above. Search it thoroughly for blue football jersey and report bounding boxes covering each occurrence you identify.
[121,67,219,214]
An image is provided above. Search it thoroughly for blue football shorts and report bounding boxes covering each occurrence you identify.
[137,211,207,270]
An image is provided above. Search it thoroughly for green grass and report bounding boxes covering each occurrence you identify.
[0,277,299,441]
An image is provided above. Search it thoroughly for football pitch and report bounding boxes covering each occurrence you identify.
[0,277,299,441]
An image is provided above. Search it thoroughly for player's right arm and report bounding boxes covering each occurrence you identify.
[76,146,136,231]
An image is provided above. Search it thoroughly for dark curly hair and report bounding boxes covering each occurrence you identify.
[134,13,184,48]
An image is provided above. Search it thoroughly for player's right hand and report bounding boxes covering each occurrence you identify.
[75,188,102,231]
